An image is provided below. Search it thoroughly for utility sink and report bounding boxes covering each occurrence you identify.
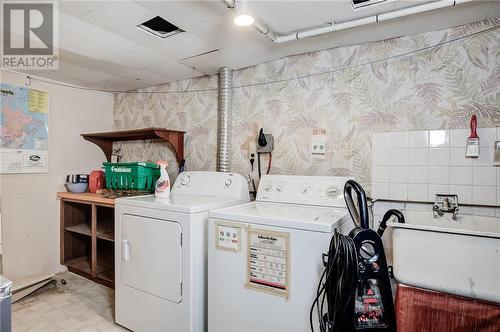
[387,211,500,304]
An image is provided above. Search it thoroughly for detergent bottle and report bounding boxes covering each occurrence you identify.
[155,160,170,198]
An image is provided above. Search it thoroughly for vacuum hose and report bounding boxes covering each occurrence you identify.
[376,209,405,237]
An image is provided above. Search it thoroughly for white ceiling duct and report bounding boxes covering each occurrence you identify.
[246,0,476,44]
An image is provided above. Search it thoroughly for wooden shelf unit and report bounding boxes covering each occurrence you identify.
[58,192,115,288]
[81,127,185,164]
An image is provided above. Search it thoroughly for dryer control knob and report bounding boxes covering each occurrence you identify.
[181,175,190,185]
[264,185,272,192]
[225,179,232,187]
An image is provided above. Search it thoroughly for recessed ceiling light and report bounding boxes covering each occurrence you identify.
[234,14,254,26]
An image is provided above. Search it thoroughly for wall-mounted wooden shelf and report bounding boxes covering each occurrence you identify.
[81,127,185,164]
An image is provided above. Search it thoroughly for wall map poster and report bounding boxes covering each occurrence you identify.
[246,228,290,299]
[0,83,49,173]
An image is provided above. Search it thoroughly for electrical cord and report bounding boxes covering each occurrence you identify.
[310,229,358,332]
[257,152,272,178]
[257,152,262,178]
[266,153,272,175]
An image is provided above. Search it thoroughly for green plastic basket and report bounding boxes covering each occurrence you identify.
[103,162,160,191]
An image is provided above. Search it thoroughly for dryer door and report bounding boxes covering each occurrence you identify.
[120,214,182,303]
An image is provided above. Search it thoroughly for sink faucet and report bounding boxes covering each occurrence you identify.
[433,194,459,220]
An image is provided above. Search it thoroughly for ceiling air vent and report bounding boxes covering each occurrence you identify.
[351,0,386,9]
[137,16,184,39]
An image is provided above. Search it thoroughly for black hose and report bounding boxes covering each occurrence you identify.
[377,209,405,237]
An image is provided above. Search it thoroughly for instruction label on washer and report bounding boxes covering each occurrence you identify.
[215,222,241,252]
[246,228,289,299]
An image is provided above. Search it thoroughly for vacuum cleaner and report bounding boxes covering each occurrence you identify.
[310,180,404,332]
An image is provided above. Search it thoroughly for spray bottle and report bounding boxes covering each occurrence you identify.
[155,160,170,198]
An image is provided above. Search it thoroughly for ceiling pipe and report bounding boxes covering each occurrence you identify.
[251,0,475,44]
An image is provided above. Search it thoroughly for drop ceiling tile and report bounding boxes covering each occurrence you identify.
[58,1,103,17]
[136,32,215,61]
[183,11,259,50]
[179,49,239,75]
[145,60,205,81]
[70,1,158,44]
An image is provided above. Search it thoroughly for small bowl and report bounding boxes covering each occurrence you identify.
[66,182,89,193]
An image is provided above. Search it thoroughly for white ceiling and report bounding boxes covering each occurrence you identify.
[5,0,500,91]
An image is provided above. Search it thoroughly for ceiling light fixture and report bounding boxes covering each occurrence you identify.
[233,0,254,26]
[233,14,254,26]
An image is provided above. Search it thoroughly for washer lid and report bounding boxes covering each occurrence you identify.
[209,201,352,233]
[116,193,246,214]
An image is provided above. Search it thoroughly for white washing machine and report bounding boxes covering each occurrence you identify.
[208,175,355,332]
[115,171,250,332]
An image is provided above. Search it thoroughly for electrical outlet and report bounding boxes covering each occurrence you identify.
[257,134,274,153]
[249,142,257,157]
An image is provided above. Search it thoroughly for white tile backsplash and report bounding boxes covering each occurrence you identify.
[389,183,408,201]
[450,129,469,148]
[429,148,450,166]
[428,184,450,201]
[429,130,450,148]
[372,149,389,166]
[409,148,429,165]
[450,167,472,185]
[408,184,428,201]
[389,148,408,165]
[372,127,500,205]
[477,128,497,147]
[450,147,473,166]
[372,128,500,206]
[472,147,494,167]
[388,166,408,183]
[429,166,450,185]
[372,182,389,199]
[372,166,389,182]
[389,132,408,148]
[450,185,473,204]
[472,186,496,205]
[408,131,429,148]
[408,166,428,184]
[472,167,496,186]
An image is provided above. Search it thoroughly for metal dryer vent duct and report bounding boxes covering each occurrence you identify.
[217,67,233,172]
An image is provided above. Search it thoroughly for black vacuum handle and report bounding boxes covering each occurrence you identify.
[377,209,405,237]
[344,180,370,230]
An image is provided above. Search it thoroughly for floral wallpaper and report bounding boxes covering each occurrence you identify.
[113,18,500,192]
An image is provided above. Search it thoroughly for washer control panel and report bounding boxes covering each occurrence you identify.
[256,175,353,207]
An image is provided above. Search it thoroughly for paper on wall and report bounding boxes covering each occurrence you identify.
[0,83,49,173]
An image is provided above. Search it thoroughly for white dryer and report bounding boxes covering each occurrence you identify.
[208,175,355,332]
[115,171,249,332]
